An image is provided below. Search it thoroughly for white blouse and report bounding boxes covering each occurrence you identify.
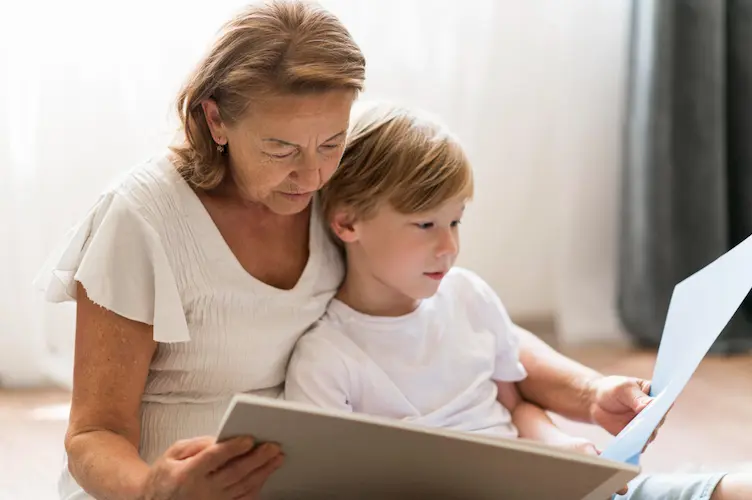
[34,153,344,499]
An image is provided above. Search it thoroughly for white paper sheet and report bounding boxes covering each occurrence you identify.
[601,233,752,463]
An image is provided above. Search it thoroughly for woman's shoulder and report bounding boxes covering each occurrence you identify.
[103,152,192,222]
[34,152,193,342]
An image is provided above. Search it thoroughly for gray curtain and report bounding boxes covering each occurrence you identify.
[618,0,752,353]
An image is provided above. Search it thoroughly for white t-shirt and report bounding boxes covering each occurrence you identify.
[285,267,528,438]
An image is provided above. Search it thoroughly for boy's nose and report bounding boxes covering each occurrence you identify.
[436,228,459,257]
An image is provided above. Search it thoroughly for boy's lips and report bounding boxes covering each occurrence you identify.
[424,271,446,280]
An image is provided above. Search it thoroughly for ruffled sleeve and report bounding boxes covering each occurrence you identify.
[33,192,190,343]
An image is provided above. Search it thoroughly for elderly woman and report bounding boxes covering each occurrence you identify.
[37,1,745,500]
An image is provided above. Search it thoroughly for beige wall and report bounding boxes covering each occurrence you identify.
[1,0,632,387]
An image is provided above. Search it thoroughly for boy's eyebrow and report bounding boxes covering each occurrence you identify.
[262,130,346,148]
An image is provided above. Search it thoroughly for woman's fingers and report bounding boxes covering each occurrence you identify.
[190,436,257,474]
[227,453,285,499]
[213,442,282,488]
[167,436,216,460]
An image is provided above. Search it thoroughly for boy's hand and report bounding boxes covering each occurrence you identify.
[552,437,629,496]
[552,436,600,457]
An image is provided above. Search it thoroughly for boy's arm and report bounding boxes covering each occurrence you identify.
[496,381,598,455]
[497,381,570,444]
[284,333,353,412]
[459,268,592,449]
[458,268,598,423]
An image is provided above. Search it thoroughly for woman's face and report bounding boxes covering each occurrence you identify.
[203,89,355,215]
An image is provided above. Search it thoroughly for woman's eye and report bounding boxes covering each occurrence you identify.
[320,143,342,151]
[266,151,294,160]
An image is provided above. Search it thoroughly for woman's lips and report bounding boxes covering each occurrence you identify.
[280,191,312,200]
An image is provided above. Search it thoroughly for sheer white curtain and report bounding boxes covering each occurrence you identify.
[0,0,630,387]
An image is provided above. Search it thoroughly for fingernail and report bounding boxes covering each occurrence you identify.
[262,443,280,453]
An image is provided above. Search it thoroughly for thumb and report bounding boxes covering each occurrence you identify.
[625,382,652,412]
[167,436,216,460]
[582,442,601,456]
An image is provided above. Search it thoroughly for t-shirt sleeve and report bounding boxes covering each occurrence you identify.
[459,268,528,382]
[284,330,354,412]
[33,191,190,343]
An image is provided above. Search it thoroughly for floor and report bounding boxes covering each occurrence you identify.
[1,346,750,499]
[554,345,752,474]
[0,388,70,500]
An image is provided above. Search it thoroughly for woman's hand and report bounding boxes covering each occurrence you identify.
[141,436,284,500]
[588,376,655,435]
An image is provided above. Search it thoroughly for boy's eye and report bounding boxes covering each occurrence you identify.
[451,220,462,227]
[415,222,434,229]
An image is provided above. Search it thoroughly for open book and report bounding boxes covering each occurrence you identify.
[217,394,639,500]
[217,233,752,499]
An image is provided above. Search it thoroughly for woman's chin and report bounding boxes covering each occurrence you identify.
[265,192,314,215]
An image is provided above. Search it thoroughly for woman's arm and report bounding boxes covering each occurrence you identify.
[514,326,601,423]
[67,283,284,500]
[65,282,157,499]
[514,326,654,435]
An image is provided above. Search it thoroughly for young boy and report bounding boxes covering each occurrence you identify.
[284,102,750,500]
[284,102,591,453]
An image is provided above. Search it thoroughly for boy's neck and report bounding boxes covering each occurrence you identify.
[335,254,421,318]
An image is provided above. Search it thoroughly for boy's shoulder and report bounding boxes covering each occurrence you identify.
[440,266,496,299]
[438,267,511,321]
[296,319,348,351]
[294,314,367,363]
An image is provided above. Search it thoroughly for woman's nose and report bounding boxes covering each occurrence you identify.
[291,156,322,191]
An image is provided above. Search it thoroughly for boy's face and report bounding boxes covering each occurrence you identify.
[338,196,466,306]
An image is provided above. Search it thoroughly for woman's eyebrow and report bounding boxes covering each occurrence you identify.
[262,130,346,148]
[321,130,346,143]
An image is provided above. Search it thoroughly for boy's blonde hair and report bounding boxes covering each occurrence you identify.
[170,0,366,190]
[320,102,474,227]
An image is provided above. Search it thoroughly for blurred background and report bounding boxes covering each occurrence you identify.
[1,0,751,498]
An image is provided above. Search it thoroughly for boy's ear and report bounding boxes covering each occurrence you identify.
[330,210,359,244]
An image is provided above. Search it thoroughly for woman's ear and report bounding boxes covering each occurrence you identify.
[330,210,359,244]
[201,98,228,145]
